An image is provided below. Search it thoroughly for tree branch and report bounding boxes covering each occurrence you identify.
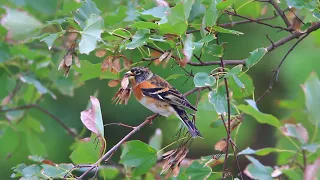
[78,86,209,179]
[269,0,292,29]
[0,104,78,138]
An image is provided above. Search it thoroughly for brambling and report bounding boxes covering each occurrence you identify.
[124,67,202,138]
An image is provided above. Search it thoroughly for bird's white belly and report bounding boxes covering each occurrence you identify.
[139,97,174,117]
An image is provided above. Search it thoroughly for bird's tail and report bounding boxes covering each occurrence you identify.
[172,105,203,138]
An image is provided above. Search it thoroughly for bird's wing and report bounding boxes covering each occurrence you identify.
[139,75,197,111]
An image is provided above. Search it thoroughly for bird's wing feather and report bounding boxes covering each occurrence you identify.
[141,75,197,111]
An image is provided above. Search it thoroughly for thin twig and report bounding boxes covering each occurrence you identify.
[256,32,310,103]
[0,104,78,138]
[225,10,290,31]
[269,0,292,29]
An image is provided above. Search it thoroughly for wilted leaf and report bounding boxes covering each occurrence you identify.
[1,7,42,43]
[80,96,104,136]
[194,72,216,87]
[186,161,212,180]
[238,100,281,127]
[244,156,273,179]
[120,140,157,176]
[280,123,308,144]
[301,72,320,125]
[246,48,268,68]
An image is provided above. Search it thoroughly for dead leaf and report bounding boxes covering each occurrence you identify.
[42,159,56,166]
[214,139,227,152]
[95,49,107,57]
[111,57,121,73]
[163,51,172,67]
[101,56,113,72]
[261,5,268,15]
[122,56,132,70]
[108,80,120,87]
[112,88,132,105]
[64,54,73,66]
[159,51,169,62]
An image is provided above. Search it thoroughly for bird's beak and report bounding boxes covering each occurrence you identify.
[124,71,134,79]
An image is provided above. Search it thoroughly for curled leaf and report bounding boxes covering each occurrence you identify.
[80,96,104,136]
[280,123,308,144]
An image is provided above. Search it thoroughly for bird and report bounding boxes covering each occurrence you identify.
[124,66,202,138]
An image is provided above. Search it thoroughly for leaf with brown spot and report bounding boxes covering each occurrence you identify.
[108,79,120,87]
[95,49,107,57]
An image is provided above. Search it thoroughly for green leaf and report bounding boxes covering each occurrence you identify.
[21,116,45,133]
[182,0,195,20]
[194,72,216,87]
[61,0,82,14]
[229,73,254,98]
[225,64,243,78]
[246,48,268,68]
[1,7,42,42]
[238,147,295,156]
[0,125,19,160]
[189,0,206,22]
[80,96,104,136]
[185,161,212,179]
[216,0,239,10]
[280,123,308,144]
[183,34,194,62]
[131,22,159,29]
[70,135,101,164]
[74,60,119,81]
[238,100,281,127]
[233,75,245,89]
[26,131,47,156]
[126,29,150,49]
[0,42,10,62]
[141,6,169,18]
[244,156,273,179]
[198,35,216,43]
[205,0,222,26]
[74,0,101,29]
[25,0,58,15]
[40,31,65,50]
[213,26,244,35]
[99,166,120,179]
[285,0,318,10]
[208,90,228,115]
[19,74,56,99]
[302,72,320,124]
[120,140,157,176]
[41,164,73,178]
[204,43,226,57]
[79,14,104,54]
[11,163,28,178]
[21,164,41,178]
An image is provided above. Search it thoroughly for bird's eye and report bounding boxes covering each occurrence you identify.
[134,70,141,75]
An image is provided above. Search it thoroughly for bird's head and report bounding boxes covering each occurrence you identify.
[124,66,153,83]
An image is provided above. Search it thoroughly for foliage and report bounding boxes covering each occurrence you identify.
[0,0,320,179]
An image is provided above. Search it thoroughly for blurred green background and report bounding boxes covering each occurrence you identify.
[0,0,320,178]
